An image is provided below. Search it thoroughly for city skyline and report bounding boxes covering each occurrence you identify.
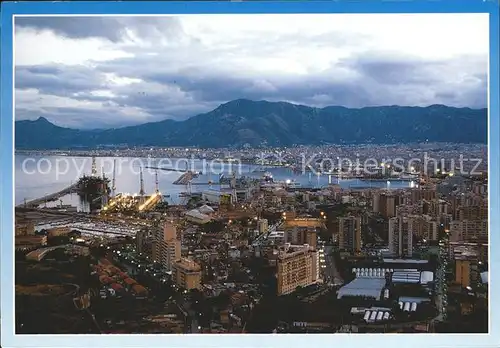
[15,14,488,129]
[3,0,498,343]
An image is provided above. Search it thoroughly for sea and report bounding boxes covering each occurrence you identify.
[15,155,414,209]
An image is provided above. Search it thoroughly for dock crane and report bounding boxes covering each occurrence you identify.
[91,156,97,177]
[112,159,117,197]
[101,167,108,206]
[155,170,159,194]
[139,167,145,204]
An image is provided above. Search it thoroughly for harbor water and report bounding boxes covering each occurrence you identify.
[15,155,414,208]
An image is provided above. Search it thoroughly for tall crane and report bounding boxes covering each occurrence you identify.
[139,167,145,204]
[91,156,97,177]
[101,167,108,206]
[155,170,159,194]
[231,171,237,204]
[112,159,117,197]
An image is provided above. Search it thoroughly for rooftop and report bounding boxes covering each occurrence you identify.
[337,277,386,300]
[174,258,202,272]
[383,258,429,264]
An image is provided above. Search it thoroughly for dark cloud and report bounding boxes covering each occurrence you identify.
[15,16,185,42]
[16,17,127,42]
[14,16,488,129]
[15,65,105,95]
[16,50,487,129]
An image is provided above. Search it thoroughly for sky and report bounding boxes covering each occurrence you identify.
[15,14,489,129]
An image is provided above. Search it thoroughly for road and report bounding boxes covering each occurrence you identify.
[172,295,200,333]
[323,246,343,285]
[434,241,448,322]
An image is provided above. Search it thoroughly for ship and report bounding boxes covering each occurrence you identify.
[253,167,268,173]
[262,171,273,182]
[285,179,301,189]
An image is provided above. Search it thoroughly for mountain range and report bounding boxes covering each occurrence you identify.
[15,99,488,149]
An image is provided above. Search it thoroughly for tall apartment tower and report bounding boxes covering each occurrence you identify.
[372,193,380,213]
[388,217,413,258]
[284,227,318,251]
[153,221,181,271]
[338,216,362,253]
[379,193,398,218]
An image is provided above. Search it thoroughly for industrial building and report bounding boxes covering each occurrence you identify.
[337,277,387,300]
[202,190,232,205]
[185,209,212,224]
[47,226,71,237]
[15,235,47,251]
[15,220,35,236]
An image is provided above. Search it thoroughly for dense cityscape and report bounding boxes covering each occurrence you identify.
[12,13,489,337]
[15,143,488,334]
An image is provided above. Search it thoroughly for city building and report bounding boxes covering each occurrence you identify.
[337,277,386,301]
[455,258,480,288]
[284,227,317,251]
[202,190,232,205]
[47,226,71,237]
[185,209,212,224]
[172,258,202,290]
[15,235,47,250]
[378,193,399,219]
[282,218,324,251]
[407,215,438,241]
[448,241,488,264]
[388,217,413,258]
[338,216,362,253]
[449,220,488,242]
[258,219,268,234]
[410,188,437,204]
[153,222,181,271]
[15,221,35,236]
[276,244,319,296]
[458,204,488,221]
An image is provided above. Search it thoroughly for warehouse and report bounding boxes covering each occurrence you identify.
[337,277,386,300]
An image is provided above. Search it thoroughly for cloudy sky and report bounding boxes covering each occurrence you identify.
[15,14,488,129]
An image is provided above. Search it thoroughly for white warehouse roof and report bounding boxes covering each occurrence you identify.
[481,271,488,284]
[198,204,215,214]
[337,277,386,300]
[420,271,434,284]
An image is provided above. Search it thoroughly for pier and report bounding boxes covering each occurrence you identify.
[19,183,78,208]
[173,171,196,185]
[145,166,194,173]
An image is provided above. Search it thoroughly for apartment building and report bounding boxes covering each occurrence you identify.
[153,221,181,271]
[407,215,439,241]
[455,258,480,288]
[276,244,319,296]
[172,258,202,290]
[449,220,488,243]
[388,217,413,258]
[338,216,362,253]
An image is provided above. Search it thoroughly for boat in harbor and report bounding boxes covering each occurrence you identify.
[285,179,301,189]
[262,171,273,182]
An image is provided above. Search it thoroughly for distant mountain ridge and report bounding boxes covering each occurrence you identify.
[15,99,488,149]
